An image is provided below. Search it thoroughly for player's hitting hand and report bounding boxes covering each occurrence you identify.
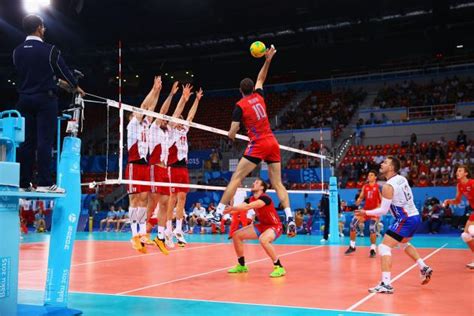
[223,206,235,215]
[265,44,277,61]
[171,81,180,95]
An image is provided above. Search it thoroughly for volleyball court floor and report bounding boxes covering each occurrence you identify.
[18,233,472,315]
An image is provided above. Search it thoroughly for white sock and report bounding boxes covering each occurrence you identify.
[284,207,293,220]
[129,207,138,236]
[176,219,183,232]
[131,222,138,236]
[370,244,376,251]
[350,240,356,248]
[216,203,226,215]
[137,207,147,235]
[382,272,391,285]
[416,258,427,269]
[158,226,165,240]
[166,220,172,233]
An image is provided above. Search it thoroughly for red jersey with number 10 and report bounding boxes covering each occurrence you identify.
[236,90,273,142]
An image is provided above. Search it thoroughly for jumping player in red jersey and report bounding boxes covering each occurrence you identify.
[215,45,296,236]
[443,164,474,269]
[166,87,203,248]
[125,76,162,253]
[345,170,381,257]
[224,178,287,278]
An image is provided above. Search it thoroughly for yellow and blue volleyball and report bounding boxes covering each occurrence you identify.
[250,41,266,58]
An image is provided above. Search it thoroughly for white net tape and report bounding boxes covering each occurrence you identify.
[81,93,333,195]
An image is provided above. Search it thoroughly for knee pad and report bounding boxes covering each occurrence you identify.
[369,221,377,234]
[350,217,359,231]
[378,243,392,256]
[401,242,411,250]
[461,232,473,243]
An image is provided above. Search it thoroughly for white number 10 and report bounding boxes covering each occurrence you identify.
[252,103,266,120]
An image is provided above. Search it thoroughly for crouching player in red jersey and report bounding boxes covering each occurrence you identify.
[224,178,286,278]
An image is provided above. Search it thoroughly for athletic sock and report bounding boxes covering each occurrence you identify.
[370,244,376,251]
[131,222,138,236]
[273,259,283,267]
[238,256,245,266]
[158,226,165,240]
[382,272,391,285]
[176,219,183,232]
[350,240,356,248]
[284,207,293,220]
[166,220,172,233]
[416,258,427,269]
[216,203,226,215]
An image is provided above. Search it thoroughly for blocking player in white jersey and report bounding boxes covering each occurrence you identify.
[148,83,193,252]
[357,156,433,294]
[126,76,162,253]
[166,88,203,247]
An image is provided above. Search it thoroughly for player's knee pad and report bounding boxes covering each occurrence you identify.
[461,232,473,243]
[378,243,392,256]
[350,217,359,231]
[369,222,377,234]
[401,242,411,250]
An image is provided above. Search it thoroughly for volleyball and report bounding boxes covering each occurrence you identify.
[250,41,266,58]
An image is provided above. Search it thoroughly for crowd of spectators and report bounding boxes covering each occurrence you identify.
[277,88,367,139]
[373,77,474,109]
[340,131,473,188]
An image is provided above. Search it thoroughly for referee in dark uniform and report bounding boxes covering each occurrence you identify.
[12,14,84,193]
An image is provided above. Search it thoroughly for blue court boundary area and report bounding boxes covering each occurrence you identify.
[21,232,467,250]
[18,289,396,316]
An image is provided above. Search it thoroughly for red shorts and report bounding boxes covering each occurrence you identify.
[244,136,281,163]
[125,163,150,194]
[469,213,474,222]
[254,223,283,240]
[150,164,171,196]
[169,167,190,193]
[147,217,158,227]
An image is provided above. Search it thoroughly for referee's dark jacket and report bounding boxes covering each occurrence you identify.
[13,35,78,187]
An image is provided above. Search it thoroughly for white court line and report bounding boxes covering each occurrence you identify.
[346,243,448,312]
[117,245,324,295]
[19,287,394,315]
[18,243,223,276]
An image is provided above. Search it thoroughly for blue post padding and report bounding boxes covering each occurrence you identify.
[44,137,81,307]
[0,187,20,316]
[328,176,340,244]
[0,162,19,187]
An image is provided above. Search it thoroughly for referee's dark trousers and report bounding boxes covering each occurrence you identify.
[16,92,57,187]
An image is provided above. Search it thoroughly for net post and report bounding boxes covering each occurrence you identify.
[118,107,124,181]
[328,176,340,243]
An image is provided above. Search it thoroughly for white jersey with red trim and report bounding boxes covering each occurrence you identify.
[168,125,189,164]
[386,174,418,220]
[148,123,172,165]
[127,117,150,162]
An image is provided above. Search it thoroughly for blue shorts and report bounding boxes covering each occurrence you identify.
[386,215,421,242]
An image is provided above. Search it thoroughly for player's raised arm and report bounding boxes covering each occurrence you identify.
[255,45,276,90]
[136,75,162,121]
[170,83,193,124]
[186,88,203,122]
